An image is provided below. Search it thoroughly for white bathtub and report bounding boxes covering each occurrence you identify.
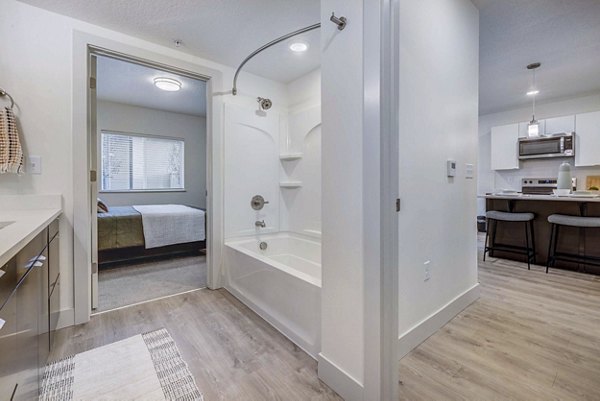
[224,232,321,358]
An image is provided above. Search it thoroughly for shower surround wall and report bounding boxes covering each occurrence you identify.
[280,69,322,238]
[223,69,322,240]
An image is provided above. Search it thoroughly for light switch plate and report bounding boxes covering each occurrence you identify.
[28,155,42,174]
[465,163,474,179]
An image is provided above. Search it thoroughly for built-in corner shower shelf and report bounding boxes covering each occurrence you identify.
[279,181,303,188]
[279,153,303,161]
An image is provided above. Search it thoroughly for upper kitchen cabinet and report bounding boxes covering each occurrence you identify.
[545,115,575,134]
[491,123,519,170]
[575,111,600,167]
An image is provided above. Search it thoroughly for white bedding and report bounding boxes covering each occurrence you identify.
[132,204,206,249]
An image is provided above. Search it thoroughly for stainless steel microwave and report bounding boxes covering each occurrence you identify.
[518,132,575,160]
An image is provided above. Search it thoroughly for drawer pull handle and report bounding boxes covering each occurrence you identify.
[25,260,44,269]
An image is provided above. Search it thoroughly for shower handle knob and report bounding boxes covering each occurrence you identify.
[251,195,269,210]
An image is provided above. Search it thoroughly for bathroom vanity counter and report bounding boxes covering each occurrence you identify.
[0,195,61,267]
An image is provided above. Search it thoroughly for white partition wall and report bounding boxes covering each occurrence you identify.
[397,0,480,358]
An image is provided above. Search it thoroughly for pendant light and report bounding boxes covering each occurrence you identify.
[526,62,541,137]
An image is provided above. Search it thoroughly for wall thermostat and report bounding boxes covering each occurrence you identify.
[447,160,457,177]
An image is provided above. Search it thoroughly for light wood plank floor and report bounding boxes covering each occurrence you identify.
[52,289,341,401]
[399,233,600,401]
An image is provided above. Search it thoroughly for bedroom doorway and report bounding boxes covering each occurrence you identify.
[89,53,209,313]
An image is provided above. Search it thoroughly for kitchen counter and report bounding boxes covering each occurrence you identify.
[481,194,600,202]
[0,195,62,267]
[483,195,600,274]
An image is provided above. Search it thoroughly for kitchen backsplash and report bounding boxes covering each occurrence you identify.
[493,158,600,192]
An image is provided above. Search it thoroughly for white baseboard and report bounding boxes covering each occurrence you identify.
[317,353,364,401]
[56,307,75,330]
[398,283,480,359]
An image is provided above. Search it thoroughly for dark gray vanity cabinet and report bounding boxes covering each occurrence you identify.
[48,219,60,349]
[0,218,60,401]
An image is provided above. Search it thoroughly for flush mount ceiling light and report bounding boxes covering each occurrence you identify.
[289,42,309,53]
[526,62,541,137]
[154,77,182,91]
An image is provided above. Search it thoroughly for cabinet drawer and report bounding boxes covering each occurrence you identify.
[49,275,60,349]
[0,292,18,400]
[0,259,17,309]
[15,228,47,282]
[48,218,59,242]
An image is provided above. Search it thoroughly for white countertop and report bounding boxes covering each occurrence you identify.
[0,195,62,267]
[480,194,600,202]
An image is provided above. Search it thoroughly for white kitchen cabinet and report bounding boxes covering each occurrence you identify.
[575,111,600,167]
[545,115,575,134]
[491,123,519,170]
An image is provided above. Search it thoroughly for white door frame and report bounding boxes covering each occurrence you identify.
[73,31,225,324]
[363,0,399,400]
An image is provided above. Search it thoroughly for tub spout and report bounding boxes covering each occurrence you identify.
[255,220,266,228]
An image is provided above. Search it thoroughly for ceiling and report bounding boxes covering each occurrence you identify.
[97,55,207,116]
[19,0,600,114]
[17,0,321,84]
[473,0,600,115]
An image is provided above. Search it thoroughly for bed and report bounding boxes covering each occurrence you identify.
[97,205,206,266]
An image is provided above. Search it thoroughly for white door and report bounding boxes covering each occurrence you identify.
[89,54,99,310]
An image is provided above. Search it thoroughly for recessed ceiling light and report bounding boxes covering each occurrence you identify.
[289,42,309,53]
[526,89,539,96]
[154,77,182,91]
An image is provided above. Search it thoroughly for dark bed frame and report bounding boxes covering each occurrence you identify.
[99,240,206,268]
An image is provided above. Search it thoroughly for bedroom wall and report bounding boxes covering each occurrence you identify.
[0,0,288,327]
[96,100,207,209]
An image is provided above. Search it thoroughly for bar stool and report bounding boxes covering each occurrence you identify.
[484,210,536,269]
[546,214,600,273]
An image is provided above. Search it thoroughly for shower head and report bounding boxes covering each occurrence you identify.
[257,97,272,110]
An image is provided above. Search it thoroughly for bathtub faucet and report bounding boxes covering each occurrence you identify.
[255,220,266,228]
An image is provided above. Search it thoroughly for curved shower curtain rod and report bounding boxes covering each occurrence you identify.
[232,23,320,96]
[232,13,346,95]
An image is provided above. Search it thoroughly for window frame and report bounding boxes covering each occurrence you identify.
[99,129,186,193]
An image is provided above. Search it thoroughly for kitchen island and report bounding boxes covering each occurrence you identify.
[482,194,600,275]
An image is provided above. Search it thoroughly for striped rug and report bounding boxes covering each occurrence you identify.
[40,328,203,401]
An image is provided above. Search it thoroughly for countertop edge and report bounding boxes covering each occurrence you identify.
[0,209,62,267]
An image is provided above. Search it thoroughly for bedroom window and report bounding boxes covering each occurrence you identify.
[101,131,185,192]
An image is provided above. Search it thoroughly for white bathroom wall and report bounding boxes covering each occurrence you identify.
[319,0,366,398]
[223,104,281,238]
[478,92,600,215]
[280,69,322,237]
[97,101,207,208]
[397,0,480,357]
[0,0,287,326]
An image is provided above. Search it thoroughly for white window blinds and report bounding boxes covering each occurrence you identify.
[101,132,185,191]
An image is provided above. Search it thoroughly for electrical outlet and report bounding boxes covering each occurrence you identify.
[28,155,42,175]
[424,260,431,282]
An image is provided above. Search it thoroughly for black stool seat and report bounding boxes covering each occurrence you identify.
[484,210,536,269]
[546,214,600,273]
[487,211,534,222]
[548,214,600,228]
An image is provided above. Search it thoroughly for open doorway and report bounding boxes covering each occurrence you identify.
[90,54,209,313]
